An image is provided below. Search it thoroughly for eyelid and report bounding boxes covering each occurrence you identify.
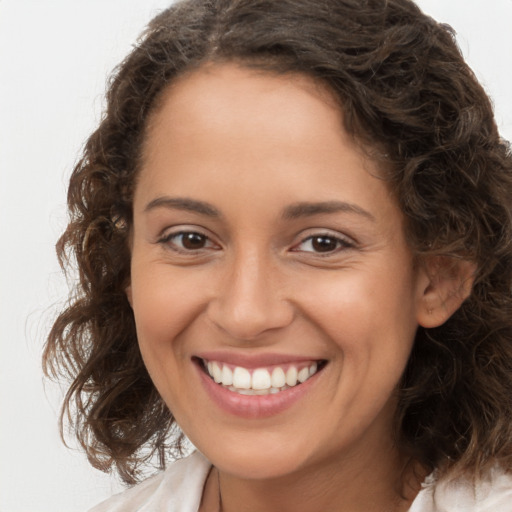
[290,229,356,254]
[157,225,221,252]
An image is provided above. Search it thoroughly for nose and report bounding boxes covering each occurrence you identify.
[207,250,294,341]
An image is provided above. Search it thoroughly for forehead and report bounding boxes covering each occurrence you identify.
[135,62,399,230]
[142,63,345,159]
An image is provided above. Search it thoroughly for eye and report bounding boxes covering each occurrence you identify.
[292,233,353,254]
[159,230,219,252]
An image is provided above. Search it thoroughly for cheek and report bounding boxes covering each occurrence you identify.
[299,261,419,369]
[128,265,211,417]
[129,264,207,362]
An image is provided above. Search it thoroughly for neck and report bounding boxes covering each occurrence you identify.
[209,447,425,512]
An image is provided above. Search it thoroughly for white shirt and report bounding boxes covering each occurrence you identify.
[89,451,512,511]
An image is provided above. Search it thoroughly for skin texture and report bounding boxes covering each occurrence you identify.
[127,64,471,512]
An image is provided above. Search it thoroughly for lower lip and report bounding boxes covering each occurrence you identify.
[196,363,323,419]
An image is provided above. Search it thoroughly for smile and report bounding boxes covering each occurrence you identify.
[201,359,324,395]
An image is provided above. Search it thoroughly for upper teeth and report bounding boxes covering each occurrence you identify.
[205,360,319,393]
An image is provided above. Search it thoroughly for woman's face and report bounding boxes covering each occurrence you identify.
[128,63,429,480]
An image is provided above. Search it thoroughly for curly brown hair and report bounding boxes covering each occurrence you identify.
[43,0,512,485]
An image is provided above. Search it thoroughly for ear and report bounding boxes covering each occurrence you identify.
[416,256,476,328]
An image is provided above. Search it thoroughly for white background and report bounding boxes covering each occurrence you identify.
[0,1,511,511]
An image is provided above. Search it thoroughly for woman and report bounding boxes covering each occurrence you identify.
[44,0,512,510]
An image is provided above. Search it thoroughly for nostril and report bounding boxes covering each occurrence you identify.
[206,299,295,341]
[205,260,295,340]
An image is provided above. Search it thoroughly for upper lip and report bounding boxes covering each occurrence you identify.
[194,351,325,369]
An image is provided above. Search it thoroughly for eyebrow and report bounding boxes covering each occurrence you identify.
[144,196,374,222]
[144,196,221,217]
[282,201,375,221]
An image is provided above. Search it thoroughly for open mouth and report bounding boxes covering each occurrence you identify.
[196,357,327,396]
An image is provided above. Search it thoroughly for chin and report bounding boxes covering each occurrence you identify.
[213,453,305,481]
[196,432,320,481]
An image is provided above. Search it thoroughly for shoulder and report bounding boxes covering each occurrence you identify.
[87,451,212,512]
[409,465,512,512]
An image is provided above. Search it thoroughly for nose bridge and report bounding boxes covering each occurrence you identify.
[208,245,293,340]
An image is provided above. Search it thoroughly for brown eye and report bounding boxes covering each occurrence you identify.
[181,232,207,250]
[311,236,338,253]
[159,230,217,252]
[293,232,353,255]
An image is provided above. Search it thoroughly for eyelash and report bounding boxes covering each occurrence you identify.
[291,233,355,255]
[158,229,355,256]
[158,230,219,253]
